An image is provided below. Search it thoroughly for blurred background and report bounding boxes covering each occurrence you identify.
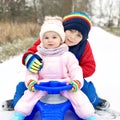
[0,0,120,62]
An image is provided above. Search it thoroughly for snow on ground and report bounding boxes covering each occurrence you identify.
[0,26,120,119]
[88,27,120,112]
[0,55,26,104]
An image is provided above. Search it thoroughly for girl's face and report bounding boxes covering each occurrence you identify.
[65,30,83,46]
[42,31,62,49]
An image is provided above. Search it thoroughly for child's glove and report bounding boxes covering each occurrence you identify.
[70,80,81,92]
[27,79,38,92]
[25,54,43,73]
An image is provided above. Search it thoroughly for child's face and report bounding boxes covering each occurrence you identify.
[65,30,83,46]
[42,31,62,49]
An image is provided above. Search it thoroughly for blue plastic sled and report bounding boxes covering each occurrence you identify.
[24,81,83,120]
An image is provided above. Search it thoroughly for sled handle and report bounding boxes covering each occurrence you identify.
[34,81,72,94]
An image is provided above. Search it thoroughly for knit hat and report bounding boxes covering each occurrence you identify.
[63,11,92,39]
[40,16,65,42]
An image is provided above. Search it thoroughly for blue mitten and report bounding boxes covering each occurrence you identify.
[25,54,43,73]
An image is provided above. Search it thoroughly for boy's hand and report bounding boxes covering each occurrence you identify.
[27,79,38,92]
[25,54,43,73]
[70,80,81,92]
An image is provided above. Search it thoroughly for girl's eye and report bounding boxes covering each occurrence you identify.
[53,36,57,39]
[44,37,48,39]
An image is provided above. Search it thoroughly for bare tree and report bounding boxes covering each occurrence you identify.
[105,0,114,27]
[0,0,10,21]
[33,0,73,23]
[75,0,88,12]
[117,0,120,27]
[1,0,119,25]
[7,0,27,22]
[62,0,72,15]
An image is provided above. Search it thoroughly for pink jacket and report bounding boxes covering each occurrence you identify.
[25,49,83,88]
[16,45,94,118]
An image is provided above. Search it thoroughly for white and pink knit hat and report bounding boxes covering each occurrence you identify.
[40,16,65,42]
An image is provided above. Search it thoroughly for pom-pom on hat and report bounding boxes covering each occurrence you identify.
[40,16,65,42]
[63,11,92,39]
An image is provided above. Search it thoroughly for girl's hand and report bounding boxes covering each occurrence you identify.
[27,79,38,92]
[70,80,81,92]
[25,54,43,73]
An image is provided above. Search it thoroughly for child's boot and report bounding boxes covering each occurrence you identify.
[85,116,96,120]
[96,98,110,111]
[11,112,25,120]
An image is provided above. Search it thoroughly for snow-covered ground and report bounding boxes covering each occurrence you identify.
[0,27,120,119]
[88,27,120,112]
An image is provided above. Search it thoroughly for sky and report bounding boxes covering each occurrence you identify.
[0,26,120,119]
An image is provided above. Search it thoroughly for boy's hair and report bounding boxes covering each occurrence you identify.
[40,16,65,42]
[63,11,92,40]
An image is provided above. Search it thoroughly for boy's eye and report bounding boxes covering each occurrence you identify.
[77,34,81,37]
[69,29,74,32]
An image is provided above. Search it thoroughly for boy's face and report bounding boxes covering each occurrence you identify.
[42,31,62,49]
[65,30,83,46]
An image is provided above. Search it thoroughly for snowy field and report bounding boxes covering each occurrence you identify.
[0,27,120,119]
